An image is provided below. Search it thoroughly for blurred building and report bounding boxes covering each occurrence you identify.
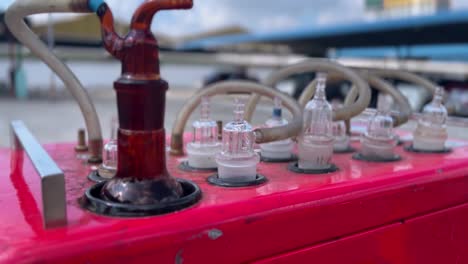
[31,15,248,49]
[366,0,450,17]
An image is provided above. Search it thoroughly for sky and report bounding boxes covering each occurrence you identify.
[2,0,468,37]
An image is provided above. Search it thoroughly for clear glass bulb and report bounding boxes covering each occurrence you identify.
[413,87,448,151]
[216,98,259,181]
[420,87,447,127]
[360,94,397,159]
[260,97,294,159]
[331,102,350,151]
[298,73,334,170]
[100,117,118,178]
[186,96,221,168]
[192,96,219,146]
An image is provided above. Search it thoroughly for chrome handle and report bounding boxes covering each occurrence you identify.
[10,121,67,228]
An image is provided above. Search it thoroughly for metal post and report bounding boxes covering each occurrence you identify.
[47,13,56,99]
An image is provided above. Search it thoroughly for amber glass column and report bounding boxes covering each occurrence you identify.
[95,2,193,205]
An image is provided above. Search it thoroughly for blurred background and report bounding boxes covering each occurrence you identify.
[1,0,468,145]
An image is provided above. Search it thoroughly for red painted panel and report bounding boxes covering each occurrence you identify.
[403,203,468,264]
[256,223,406,264]
[255,203,468,264]
[0,133,467,263]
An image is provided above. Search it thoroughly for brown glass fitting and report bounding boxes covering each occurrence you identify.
[96,0,193,205]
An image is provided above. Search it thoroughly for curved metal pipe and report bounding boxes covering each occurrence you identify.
[5,0,103,163]
[170,81,303,156]
[245,59,371,122]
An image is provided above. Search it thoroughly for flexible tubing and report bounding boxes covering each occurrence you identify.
[298,79,318,107]
[5,0,103,162]
[299,73,412,127]
[297,73,354,108]
[369,69,438,95]
[245,59,371,122]
[344,74,412,126]
[170,81,302,156]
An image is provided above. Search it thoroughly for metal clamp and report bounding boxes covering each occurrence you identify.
[10,121,67,228]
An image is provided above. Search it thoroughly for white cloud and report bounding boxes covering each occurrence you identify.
[453,0,468,8]
[105,0,143,24]
[3,0,468,37]
[153,0,234,36]
[0,0,14,11]
[258,15,299,31]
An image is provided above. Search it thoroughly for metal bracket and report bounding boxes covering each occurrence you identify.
[10,121,67,228]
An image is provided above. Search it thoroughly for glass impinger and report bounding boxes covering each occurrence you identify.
[360,94,397,160]
[298,73,334,170]
[216,98,260,181]
[413,86,448,151]
[186,96,222,168]
[260,97,294,159]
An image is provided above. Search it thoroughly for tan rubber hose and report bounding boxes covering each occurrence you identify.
[5,0,103,163]
[245,59,371,122]
[369,69,438,95]
[344,74,412,127]
[299,73,411,127]
[170,81,302,156]
[297,73,353,108]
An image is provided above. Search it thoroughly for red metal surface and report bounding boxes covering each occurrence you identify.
[256,203,468,264]
[0,132,468,263]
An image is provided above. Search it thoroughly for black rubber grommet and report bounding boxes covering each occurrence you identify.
[333,146,356,154]
[260,154,298,163]
[87,170,109,183]
[178,161,217,172]
[81,178,202,217]
[404,144,452,154]
[87,156,103,164]
[207,174,267,188]
[287,162,339,174]
[352,153,401,162]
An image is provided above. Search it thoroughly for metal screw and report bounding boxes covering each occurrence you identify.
[217,120,223,140]
[74,129,88,152]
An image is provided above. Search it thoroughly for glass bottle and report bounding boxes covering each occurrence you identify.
[99,117,118,179]
[216,98,260,181]
[331,102,350,152]
[186,96,222,168]
[260,97,294,159]
[360,94,397,159]
[298,73,334,170]
[413,87,448,151]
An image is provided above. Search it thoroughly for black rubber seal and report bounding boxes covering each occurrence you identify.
[288,162,339,174]
[87,170,109,183]
[178,161,217,172]
[207,174,267,188]
[260,154,298,163]
[87,156,103,165]
[404,144,452,154]
[81,178,202,217]
[333,146,356,154]
[352,153,401,162]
